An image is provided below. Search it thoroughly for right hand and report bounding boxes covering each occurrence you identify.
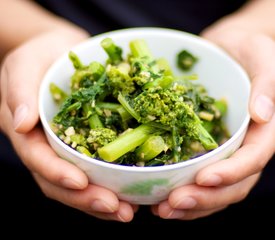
[0,29,137,222]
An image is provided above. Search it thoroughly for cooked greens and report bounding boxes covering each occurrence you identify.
[50,38,230,166]
[177,49,198,71]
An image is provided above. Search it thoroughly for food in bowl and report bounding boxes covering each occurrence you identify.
[39,28,250,204]
[49,37,230,167]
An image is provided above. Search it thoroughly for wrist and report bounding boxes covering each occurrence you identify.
[0,0,90,58]
[201,0,275,40]
[1,26,90,61]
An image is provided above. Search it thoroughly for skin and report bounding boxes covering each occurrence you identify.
[0,0,274,222]
[0,0,135,222]
[153,0,275,219]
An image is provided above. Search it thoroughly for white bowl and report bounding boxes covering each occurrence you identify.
[39,27,251,205]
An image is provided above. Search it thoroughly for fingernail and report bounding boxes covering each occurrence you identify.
[255,95,274,122]
[166,209,185,219]
[199,174,222,186]
[13,104,28,130]
[175,197,197,209]
[91,199,116,213]
[117,213,128,222]
[61,177,84,189]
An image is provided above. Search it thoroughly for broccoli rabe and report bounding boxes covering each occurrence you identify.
[49,83,68,105]
[106,62,135,97]
[101,37,123,65]
[97,123,166,162]
[177,49,198,71]
[87,128,117,150]
[69,51,105,91]
[50,37,230,166]
[122,86,217,149]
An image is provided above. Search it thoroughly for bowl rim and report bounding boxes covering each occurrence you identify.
[39,27,251,173]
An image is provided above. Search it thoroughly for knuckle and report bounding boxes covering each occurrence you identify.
[233,187,250,203]
[2,53,21,109]
[251,148,267,173]
[254,157,266,173]
[223,169,241,184]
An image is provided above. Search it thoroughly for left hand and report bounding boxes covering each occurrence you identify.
[0,29,137,222]
[152,27,275,220]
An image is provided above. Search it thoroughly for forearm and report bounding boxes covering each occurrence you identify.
[200,0,275,64]
[201,0,275,126]
[234,0,275,36]
[0,0,89,58]
[203,0,275,37]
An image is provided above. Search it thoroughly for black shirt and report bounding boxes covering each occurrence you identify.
[35,0,248,35]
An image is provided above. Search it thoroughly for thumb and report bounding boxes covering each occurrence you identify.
[250,79,275,124]
[203,31,275,123]
[5,30,89,133]
[5,46,44,133]
[240,35,275,123]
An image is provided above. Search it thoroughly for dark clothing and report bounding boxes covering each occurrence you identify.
[1,0,274,233]
[35,0,248,35]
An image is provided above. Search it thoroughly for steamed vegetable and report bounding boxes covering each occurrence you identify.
[50,38,230,166]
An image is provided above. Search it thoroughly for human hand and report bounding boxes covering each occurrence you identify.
[0,29,136,222]
[152,27,275,220]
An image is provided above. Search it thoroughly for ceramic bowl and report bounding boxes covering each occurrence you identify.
[39,27,251,204]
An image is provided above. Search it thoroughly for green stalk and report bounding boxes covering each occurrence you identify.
[97,102,123,112]
[49,83,68,105]
[142,75,173,90]
[179,103,218,151]
[214,99,228,116]
[69,51,84,69]
[88,113,104,129]
[82,103,103,129]
[77,146,93,157]
[156,58,174,77]
[129,39,153,59]
[171,126,181,163]
[197,124,218,150]
[87,62,105,81]
[101,38,123,65]
[97,123,160,162]
[117,93,141,121]
[135,135,165,162]
[116,106,133,122]
[97,101,133,125]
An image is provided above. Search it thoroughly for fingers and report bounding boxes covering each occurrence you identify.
[153,202,226,220]
[33,173,135,222]
[155,116,274,221]
[196,116,275,187]
[1,31,88,134]
[153,118,271,220]
[238,35,275,123]
[0,31,93,190]
[171,174,258,211]
[153,173,259,220]
[3,118,135,222]
[10,126,88,189]
[3,44,48,133]
[8,125,136,222]
[202,31,275,124]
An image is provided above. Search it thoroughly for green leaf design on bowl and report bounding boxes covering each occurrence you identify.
[121,178,169,195]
